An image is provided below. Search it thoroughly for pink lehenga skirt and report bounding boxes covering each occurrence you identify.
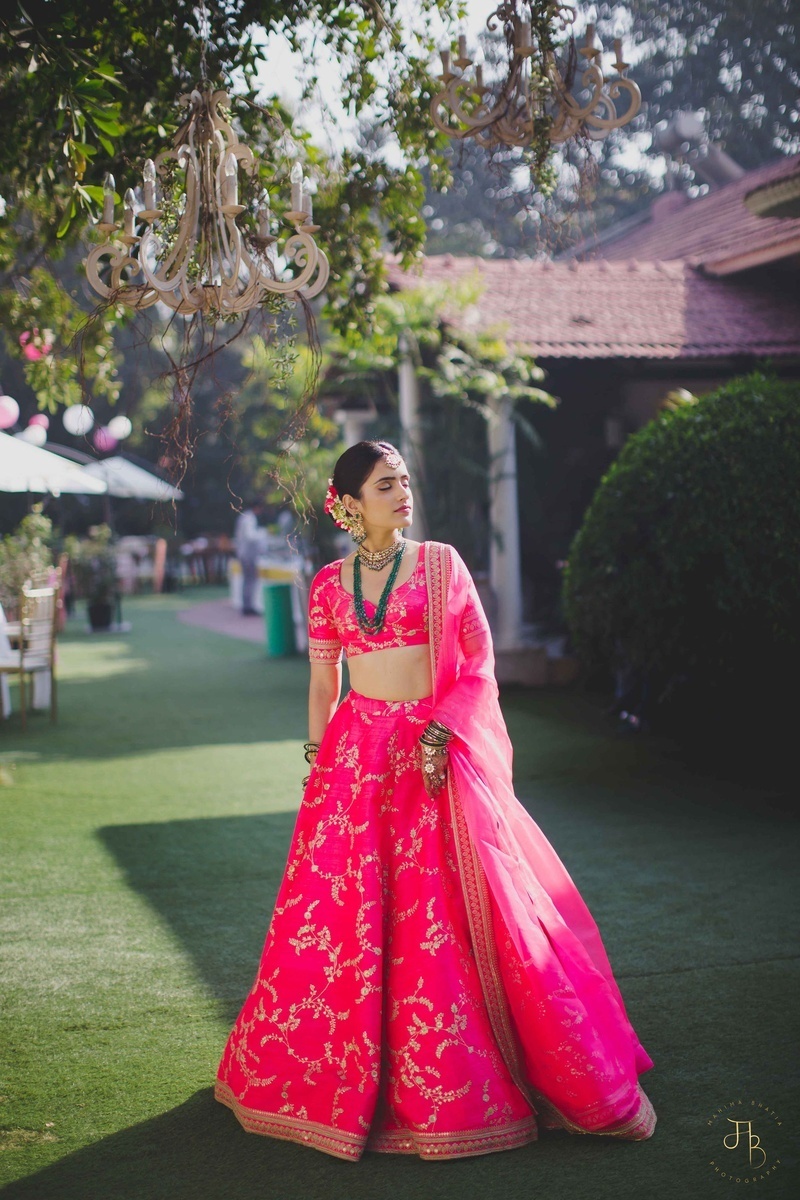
[215,687,656,1161]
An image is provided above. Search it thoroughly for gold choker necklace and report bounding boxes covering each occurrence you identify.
[356,538,405,571]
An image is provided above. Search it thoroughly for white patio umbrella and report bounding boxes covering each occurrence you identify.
[0,431,107,495]
[81,456,184,501]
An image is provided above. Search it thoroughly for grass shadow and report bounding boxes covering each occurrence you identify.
[97,814,297,1022]
[0,1085,680,1200]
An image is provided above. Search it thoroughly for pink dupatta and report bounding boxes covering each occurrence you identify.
[424,540,656,1136]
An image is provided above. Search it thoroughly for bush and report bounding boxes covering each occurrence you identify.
[562,372,800,755]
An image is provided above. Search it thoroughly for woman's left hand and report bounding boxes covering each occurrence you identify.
[420,742,448,797]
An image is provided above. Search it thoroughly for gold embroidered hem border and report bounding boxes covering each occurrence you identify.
[215,1081,538,1161]
[215,1082,363,1161]
[366,1115,538,1158]
[529,1081,657,1139]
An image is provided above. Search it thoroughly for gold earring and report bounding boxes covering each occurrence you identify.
[348,510,367,544]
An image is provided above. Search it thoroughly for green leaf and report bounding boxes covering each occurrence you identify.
[56,197,77,238]
[78,184,106,203]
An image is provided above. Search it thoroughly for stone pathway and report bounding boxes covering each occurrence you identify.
[176,599,265,644]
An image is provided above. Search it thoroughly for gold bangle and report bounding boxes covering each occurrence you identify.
[422,721,453,746]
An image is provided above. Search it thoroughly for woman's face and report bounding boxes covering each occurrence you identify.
[344,456,413,534]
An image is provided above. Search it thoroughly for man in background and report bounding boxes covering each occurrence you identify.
[234,498,266,615]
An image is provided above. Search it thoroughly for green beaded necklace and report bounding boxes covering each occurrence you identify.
[353,541,406,635]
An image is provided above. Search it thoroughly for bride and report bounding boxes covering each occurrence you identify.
[215,439,657,1160]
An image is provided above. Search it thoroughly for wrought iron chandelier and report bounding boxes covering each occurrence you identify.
[430,2,641,150]
[86,84,329,317]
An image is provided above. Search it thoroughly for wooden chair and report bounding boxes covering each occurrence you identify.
[0,578,60,731]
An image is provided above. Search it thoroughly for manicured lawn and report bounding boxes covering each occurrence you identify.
[0,589,797,1200]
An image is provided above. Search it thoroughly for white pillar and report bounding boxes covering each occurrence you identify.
[397,331,429,542]
[487,393,523,650]
[335,409,374,448]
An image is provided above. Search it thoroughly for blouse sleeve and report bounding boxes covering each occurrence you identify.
[307,566,343,664]
[459,578,492,657]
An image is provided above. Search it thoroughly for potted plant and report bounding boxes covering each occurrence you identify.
[66,525,118,631]
[0,508,55,618]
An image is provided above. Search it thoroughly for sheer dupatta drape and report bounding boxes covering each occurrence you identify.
[424,540,656,1136]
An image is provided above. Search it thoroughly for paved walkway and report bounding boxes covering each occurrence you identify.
[176,598,265,644]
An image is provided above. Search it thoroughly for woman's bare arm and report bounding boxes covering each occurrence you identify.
[308,660,342,749]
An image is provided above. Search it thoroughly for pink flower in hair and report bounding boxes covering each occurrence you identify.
[324,478,352,530]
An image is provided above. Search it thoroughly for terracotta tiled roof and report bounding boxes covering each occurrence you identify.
[386,255,800,360]
[565,154,800,273]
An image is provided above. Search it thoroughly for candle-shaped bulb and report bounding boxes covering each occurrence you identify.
[458,34,467,59]
[585,23,596,46]
[475,62,484,90]
[102,172,115,224]
[123,188,136,236]
[256,188,271,236]
[223,152,238,206]
[143,158,156,209]
[613,37,623,62]
[301,190,313,221]
[519,21,532,49]
[440,48,451,75]
[290,160,304,211]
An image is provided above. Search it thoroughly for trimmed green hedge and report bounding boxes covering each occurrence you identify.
[562,373,800,733]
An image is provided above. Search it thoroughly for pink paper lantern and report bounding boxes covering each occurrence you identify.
[0,395,20,429]
[19,328,54,362]
[93,426,118,453]
[28,413,49,428]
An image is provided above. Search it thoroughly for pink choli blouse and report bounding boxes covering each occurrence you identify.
[307,543,430,663]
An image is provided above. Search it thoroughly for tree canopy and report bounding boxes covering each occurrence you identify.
[0,0,463,414]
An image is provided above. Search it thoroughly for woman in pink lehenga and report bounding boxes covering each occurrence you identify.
[215,440,657,1161]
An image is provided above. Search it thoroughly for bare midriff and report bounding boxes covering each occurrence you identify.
[346,643,432,702]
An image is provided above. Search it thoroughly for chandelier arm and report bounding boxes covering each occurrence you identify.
[257,229,323,295]
[430,75,508,136]
[583,78,642,131]
[299,247,330,300]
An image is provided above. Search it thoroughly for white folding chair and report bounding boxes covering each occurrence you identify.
[0,579,59,731]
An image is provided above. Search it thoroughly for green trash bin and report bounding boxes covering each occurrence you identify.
[263,581,297,657]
